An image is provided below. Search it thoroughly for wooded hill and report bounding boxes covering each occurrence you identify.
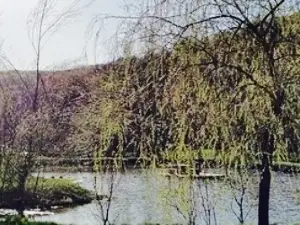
[1,12,300,168]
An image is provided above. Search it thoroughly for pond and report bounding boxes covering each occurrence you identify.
[33,170,300,225]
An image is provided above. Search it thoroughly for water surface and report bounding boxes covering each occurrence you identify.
[33,170,300,225]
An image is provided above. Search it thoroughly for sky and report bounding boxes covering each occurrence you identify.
[0,0,126,70]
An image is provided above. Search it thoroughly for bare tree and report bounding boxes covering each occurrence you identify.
[229,168,257,224]
[0,0,93,215]
[93,172,121,225]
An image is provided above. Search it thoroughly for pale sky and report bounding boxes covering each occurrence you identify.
[0,0,126,70]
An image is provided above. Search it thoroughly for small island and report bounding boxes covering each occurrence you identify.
[0,176,94,213]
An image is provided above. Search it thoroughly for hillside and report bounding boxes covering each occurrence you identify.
[0,12,299,169]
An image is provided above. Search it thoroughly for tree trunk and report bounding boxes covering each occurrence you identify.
[258,127,274,225]
[258,153,271,225]
[16,173,27,216]
[17,153,31,216]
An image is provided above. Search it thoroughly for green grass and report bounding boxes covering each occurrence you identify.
[0,175,91,197]
[26,176,91,197]
[0,221,59,225]
[25,176,94,208]
[273,161,300,173]
[273,161,300,167]
[0,216,60,225]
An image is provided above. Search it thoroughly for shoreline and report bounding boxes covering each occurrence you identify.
[35,160,300,173]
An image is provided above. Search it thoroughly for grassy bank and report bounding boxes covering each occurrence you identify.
[0,176,94,210]
[0,216,59,225]
[0,221,59,225]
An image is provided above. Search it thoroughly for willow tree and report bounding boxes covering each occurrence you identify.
[101,0,300,224]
